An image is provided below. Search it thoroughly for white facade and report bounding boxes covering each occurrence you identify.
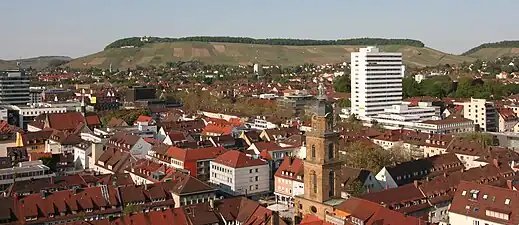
[372,103,440,130]
[374,167,398,189]
[250,116,279,130]
[449,212,506,225]
[5,104,67,130]
[461,98,498,132]
[210,162,270,196]
[350,46,404,119]
[0,161,55,187]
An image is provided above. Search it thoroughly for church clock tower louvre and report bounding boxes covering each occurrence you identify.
[295,82,343,221]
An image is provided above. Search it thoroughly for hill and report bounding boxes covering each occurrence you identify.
[0,56,73,70]
[66,41,474,69]
[463,40,519,60]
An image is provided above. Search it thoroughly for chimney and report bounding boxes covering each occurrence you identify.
[209,198,215,209]
[413,180,419,187]
[270,211,280,225]
[144,183,148,190]
[50,176,54,184]
[40,190,47,199]
[380,202,387,208]
[507,180,514,190]
[493,158,501,168]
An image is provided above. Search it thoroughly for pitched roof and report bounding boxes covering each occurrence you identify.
[166,146,227,162]
[17,185,120,223]
[46,112,86,131]
[335,197,426,225]
[450,181,519,225]
[136,115,153,123]
[497,107,518,121]
[111,208,187,225]
[384,153,464,186]
[214,150,266,168]
[201,123,234,135]
[274,156,303,182]
[299,214,334,225]
[107,117,128,127]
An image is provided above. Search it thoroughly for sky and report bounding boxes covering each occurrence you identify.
[1,0,517,59]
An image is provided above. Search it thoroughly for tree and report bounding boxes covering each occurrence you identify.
[402,76,421,98]
[333,75,351,93]
[348,180,366,197]
[341,142,408,173]
[338,99,351,108]
[40,156,57,172]
[461,132,497,147]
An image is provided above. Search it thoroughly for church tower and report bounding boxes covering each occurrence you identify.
[303,82,341,203]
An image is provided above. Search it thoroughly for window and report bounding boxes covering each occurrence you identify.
[255,184,258,190]
[249,169,253,173]
[255,168,258,172]
[328,143,334,159]
[312,171,317,193]
[311,144,316,158]
[473,221,479,225]
[255,176,258,181]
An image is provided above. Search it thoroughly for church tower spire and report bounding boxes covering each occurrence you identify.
[302,82,341,203]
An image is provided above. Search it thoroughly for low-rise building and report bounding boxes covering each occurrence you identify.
[210,150,270,196]
[0,160,55,190]
[449,181,519,225]
[371,103,440,130]
[414,116,475,134]
[274,156,304,206]
[497,107,519,132]
[375,153,464,189]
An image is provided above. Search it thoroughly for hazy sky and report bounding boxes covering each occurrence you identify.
[1,0,517,59]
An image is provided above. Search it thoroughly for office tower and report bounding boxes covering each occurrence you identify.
[0,70,30,105]
[350,46,404,119]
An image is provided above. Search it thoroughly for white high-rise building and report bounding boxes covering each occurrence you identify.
[350,46,404,119]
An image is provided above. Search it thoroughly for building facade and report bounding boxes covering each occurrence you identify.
[350,46,404,119]
[295,83,342,221]
[210,150,270,196]
[0,70,30,106]
[462,98,498,132]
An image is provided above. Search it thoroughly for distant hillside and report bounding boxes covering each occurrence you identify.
[67,41,474,69]
[463,40,519,60]
[0,56,73,70]
[105,36,426,49]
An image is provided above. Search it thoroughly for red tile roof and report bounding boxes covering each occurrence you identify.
[497,107,518,121]
[17,185,120,223]
[201,123,234,136]
[47,112,86,131]
[166,146,227,162]
[136,115,153,123]
[214,150,266,168]
[335,197,426,225]
[275,156,303,182]
[449,181,519,225]
[299,214,333,225]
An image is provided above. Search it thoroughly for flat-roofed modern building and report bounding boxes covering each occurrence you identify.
[0,70,30,106]
[350,46,404,120]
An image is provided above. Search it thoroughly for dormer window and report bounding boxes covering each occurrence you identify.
[86,208,93,213]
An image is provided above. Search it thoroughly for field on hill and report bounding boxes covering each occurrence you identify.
[465,48,519,60]
[0,56,72,70]
[66,42,476,69]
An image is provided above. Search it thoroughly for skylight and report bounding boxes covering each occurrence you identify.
[462,191,467,196]
[505,199,511,205]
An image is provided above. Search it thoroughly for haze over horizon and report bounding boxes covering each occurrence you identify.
[1,0,517,60]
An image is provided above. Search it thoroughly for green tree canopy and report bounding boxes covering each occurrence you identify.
[333,75,351,93]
